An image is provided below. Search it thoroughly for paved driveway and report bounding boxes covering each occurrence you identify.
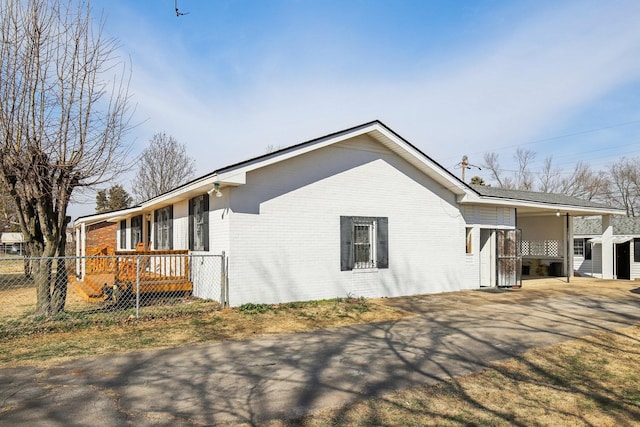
[2,278,640,426]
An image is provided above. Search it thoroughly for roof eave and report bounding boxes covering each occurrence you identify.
[459,194,626,216]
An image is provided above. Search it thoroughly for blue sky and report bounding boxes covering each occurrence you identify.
[71,0,640,216]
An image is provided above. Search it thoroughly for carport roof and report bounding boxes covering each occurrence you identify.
[470,185,612,209]
[463,185,625,216]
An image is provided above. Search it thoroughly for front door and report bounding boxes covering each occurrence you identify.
[616,242,630,280]
[480,229,494,287]
[497,229,521,287]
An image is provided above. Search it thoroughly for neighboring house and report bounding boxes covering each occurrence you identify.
[573,216,640,280]
[73,121,625,306]
[1,232,24,255]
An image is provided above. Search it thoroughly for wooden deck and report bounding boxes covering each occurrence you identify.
[74,249,192,302]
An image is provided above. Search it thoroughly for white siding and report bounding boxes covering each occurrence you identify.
[573,240,602,278]
[463,227,480,288]
[519,215,564,243]
[460,206,516,289]
[225,135,469,306]
[461,205,515,227]
[172,200,189,250]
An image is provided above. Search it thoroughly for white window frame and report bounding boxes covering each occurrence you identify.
[192,195,206,251]
[131,215,142,248]
[573,238,585,257]
[465,227,473,254]
[353,218,376,269]
[156,206,172,250]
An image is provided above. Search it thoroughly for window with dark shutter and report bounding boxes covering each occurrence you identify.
[634,239,640,263]
[130,215,142,248]
[189,194,209,251]
[154,206,173,250]
[340,216,388,271]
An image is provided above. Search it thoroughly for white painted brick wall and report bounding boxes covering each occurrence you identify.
[224,136,470,306]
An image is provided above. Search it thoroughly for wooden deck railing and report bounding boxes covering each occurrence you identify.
[85,247,117,274]
[113,250,190,283]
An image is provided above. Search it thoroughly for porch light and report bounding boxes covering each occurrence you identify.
[208,182,223,198]
[556,210,561,217]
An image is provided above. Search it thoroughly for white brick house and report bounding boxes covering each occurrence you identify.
[74,121,624,306]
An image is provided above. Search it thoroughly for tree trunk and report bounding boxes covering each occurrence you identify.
[51,238,68,314]
[33,256,53,317]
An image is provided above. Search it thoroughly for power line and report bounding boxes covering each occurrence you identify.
[468,119,640,157]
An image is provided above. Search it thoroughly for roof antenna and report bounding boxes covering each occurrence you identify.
[175,0,190,16]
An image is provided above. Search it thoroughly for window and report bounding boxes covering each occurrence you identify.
[635,239,640,263]
[130,215,142,249]
[154,206,173,250]
[465,227,473,254]
[119,220,126,249]
[189,194,209,251]
[573,238,592,260]
[340,216,388,271]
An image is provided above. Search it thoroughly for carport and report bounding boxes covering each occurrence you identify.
[465,185,625,283]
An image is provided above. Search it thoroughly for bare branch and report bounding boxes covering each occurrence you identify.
[132,133,196,203]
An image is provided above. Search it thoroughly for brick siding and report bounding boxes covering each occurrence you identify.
[86,221,116,250]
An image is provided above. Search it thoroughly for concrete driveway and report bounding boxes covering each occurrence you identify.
[2,278,640,426]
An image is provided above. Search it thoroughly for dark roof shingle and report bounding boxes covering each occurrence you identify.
[469,185,613,210]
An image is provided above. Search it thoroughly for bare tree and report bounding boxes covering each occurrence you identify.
[607,157,640,216]
[537,158,609,201]
[265,144,284,154]
[0,183,20,232]
[537,156,561,193]
[0,0,133,317]
[513,148,536,190]
[132,133,195,202]
[483,152,516,189]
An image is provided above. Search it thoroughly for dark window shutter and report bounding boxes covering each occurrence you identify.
[634,239,640,263]
[168,205,174,250]
[584,238,592,260]
[188,198,194,251]
[203,194,210,251]
[340,216,354,271]
[376,217,389,269]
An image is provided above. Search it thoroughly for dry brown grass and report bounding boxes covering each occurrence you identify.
[0,297,409,368]
[267,324,640,427]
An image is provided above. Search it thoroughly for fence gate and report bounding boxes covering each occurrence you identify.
[496,229,522,287]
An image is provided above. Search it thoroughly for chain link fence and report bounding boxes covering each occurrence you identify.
[0,253,227,337]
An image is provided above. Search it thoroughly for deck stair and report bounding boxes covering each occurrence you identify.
[73,275,108,302]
